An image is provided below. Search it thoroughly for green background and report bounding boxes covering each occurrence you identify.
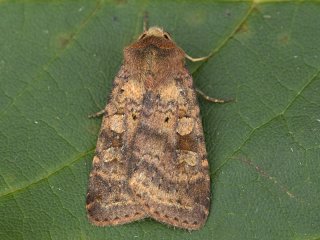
[1,0,320,239]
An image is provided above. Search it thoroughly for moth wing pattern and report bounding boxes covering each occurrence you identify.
[86,66,147,226]
[128,70,210,230]
[87,26,212,231]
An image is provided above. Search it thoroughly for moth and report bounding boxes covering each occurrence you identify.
[86,26,224,230]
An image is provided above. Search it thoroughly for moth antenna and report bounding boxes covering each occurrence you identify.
[143,11,149,31]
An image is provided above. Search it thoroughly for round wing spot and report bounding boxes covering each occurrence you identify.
[109,114,125,133]
[93,156,100,165]
[177,150,198,166]
[177,117,194,135]
[102,147,121,162]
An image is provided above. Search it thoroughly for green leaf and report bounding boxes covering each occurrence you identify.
[1,1,320,239]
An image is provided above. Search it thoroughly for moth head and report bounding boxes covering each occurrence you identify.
[125,26,184,62]
[138,26,172,41]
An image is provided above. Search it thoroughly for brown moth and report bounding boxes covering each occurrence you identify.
[86,26,213,230]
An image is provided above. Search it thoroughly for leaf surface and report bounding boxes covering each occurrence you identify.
[0,1,320,239]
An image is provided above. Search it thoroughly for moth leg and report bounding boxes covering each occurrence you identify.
[185,53,211,62]
[88,109,106,118]
[196,89,234,103]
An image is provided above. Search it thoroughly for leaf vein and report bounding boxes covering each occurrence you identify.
[0,149,94,199]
